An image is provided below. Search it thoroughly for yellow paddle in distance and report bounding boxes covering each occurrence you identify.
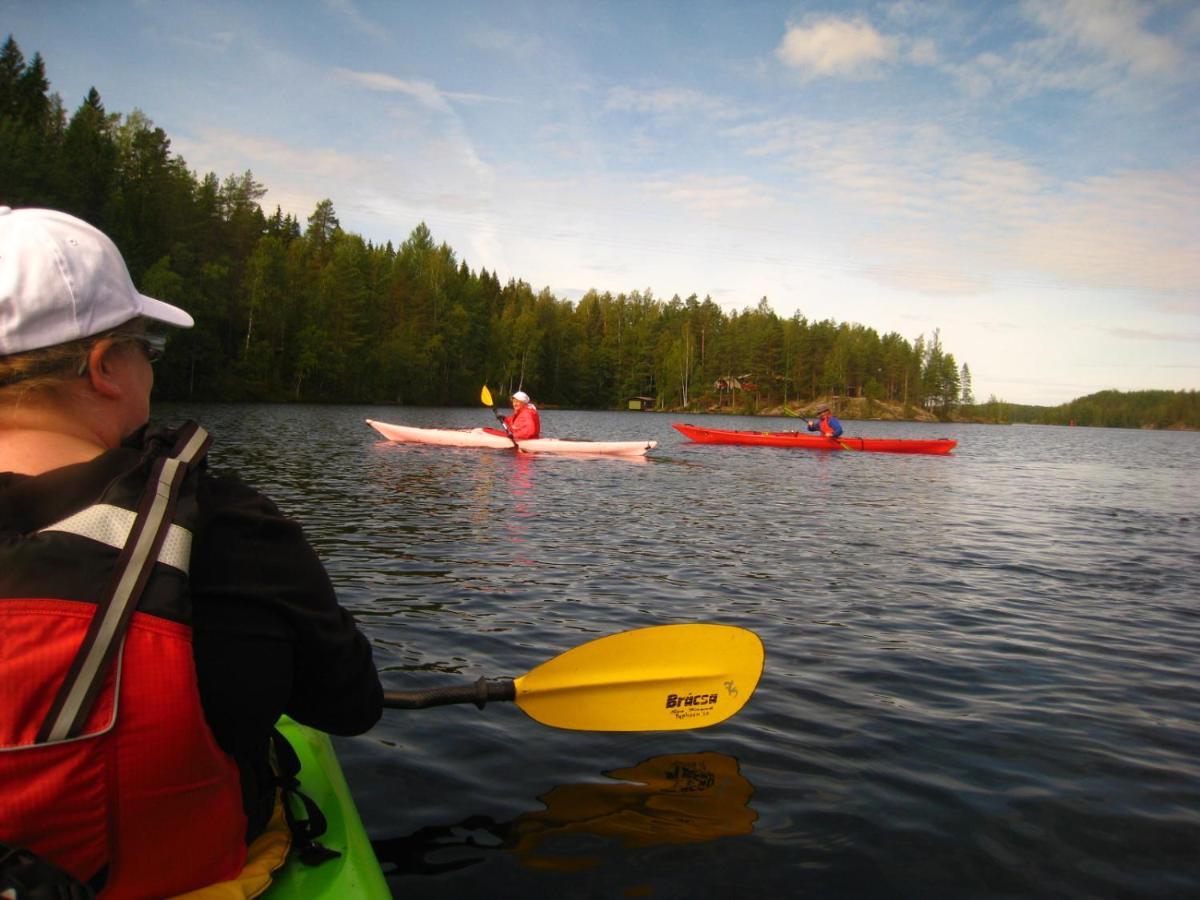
[383,624,763,732]
[481,384,522,450]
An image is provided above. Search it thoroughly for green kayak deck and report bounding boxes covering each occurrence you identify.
[266,718,391,898]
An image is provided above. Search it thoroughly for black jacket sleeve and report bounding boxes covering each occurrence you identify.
[189,468,383,755]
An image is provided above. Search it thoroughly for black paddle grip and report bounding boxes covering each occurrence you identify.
[382,677,517,710]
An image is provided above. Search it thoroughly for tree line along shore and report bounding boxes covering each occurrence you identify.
[3,35,1195,431]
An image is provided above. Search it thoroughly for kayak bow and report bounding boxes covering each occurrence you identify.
[266,718,390,898]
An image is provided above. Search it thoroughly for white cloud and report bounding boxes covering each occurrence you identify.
[865,261,990,297]
[951,0,1194,103]
[170,31,237,53]
[176,130,372,183]
[730,117,1002,223]
[605,86,744,120]
[906,37,939,66]
[337,70,451,112]
[466,26,542,58]
[322,0,391,43]
[1108,328,1200,343]
[775,16,897,78]
[172,123,497,237]
[334,68,513,111]
[1021,0,1184,77]
[640,174,774,214]
[1009,169,1200,300]
[725,112,1200,306]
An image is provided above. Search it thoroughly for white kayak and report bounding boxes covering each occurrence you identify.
[366,419,657,456]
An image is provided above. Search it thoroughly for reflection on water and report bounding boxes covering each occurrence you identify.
[157,404,1200,898]
[372,752,754,875]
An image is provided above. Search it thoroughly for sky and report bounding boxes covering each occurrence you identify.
[5,0,1198,406]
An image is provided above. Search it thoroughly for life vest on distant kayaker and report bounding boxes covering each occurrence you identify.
[504,391,541,440]
[806,407,843,439]
[0,423,248,898]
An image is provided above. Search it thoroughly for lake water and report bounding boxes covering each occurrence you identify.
[161,403,1200,899]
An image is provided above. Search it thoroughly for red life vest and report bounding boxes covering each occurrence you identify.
[0,424,247,898]
[505,404,541,440]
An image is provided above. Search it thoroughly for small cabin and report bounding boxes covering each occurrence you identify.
[627,396,656,411]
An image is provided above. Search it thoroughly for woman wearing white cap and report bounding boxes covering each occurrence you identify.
[489,389,541,440]
[0,208,382,896]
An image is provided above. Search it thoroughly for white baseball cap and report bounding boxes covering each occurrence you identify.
[0,206,194,356]
[512,390,530,403]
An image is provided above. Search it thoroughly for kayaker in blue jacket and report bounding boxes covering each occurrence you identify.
[0,207,382,897]
[806,406,843,439]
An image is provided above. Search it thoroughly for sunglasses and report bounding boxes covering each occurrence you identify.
[137,333,167,363]
[76,333,167,377]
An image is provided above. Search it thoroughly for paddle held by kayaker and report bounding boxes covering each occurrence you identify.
[0,207,383,897]
[806,406,844,438]
[485,389,541,440]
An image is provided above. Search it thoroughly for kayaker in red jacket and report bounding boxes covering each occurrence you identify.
[0,208,382,897]
[806,406,844,438]
[506,391,541,439]
[485,390,541,440]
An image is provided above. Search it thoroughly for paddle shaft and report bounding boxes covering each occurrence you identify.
[495,409,522,450]
[384,677,515,710]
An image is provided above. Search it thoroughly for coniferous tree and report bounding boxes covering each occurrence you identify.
[1,40,62,205]
[57,88,117,227]
[960,363,974,406]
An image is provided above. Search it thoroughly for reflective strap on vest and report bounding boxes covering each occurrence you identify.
[35,425,210,744]
[40,504,193,572]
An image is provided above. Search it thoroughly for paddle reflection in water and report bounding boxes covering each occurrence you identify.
[371,751,754,876]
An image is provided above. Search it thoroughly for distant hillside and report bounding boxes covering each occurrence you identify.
[962,390,1199,430]
[686,389,1199,430]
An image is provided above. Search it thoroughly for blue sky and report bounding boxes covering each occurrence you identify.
[6,0,1198,405]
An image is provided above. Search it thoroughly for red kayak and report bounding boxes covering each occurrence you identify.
[672,423,957,455]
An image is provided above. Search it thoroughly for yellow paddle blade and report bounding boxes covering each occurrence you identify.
[480,384,494,406]
[513,624,763,732]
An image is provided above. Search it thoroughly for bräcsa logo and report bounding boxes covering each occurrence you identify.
[665,692,719,710]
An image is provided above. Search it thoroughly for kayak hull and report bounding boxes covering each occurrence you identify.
[672,423,956,455]
[367,419,657,456]
[267,718,390,898]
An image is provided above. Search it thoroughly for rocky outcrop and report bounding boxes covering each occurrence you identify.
[730,397,942,422]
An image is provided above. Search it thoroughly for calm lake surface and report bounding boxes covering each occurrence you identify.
[161,403,1200,899]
